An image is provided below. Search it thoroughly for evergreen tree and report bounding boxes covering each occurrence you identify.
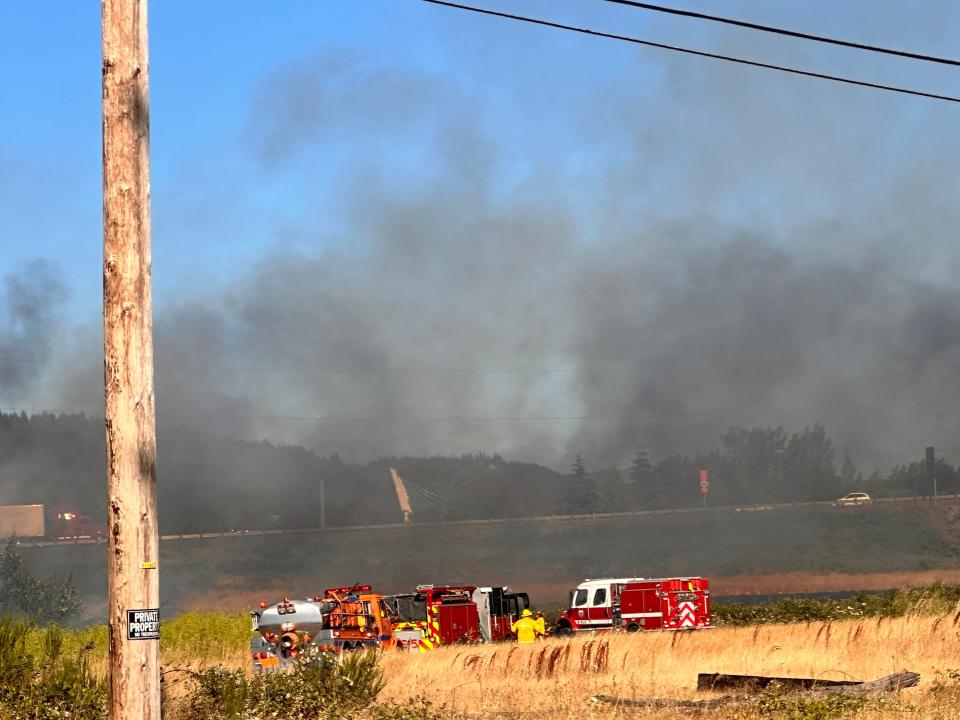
[840,450,860,487]
[556,453,599,514]
[628,447,655,508]
[599,465,626,511]
[628,448,652,484]
[571,453,587,479]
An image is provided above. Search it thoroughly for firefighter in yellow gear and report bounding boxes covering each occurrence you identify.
[511,608,538,644]
[534,610,546,640]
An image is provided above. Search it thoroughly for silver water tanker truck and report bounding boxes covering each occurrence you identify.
[249,585,394,672]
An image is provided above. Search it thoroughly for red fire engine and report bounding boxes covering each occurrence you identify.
[384,584,530,651]
[475,586,530,642]
[555,577,710,634]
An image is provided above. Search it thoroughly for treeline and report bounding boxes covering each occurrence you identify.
[561,424,853,513]
[558,424,957,514]
[0,413,953,533]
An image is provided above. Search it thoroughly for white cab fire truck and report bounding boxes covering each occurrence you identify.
[554,576,711,634]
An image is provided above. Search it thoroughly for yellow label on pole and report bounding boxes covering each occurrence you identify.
[141,561,157,570]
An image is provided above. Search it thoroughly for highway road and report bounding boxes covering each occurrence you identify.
[15,492,960,548]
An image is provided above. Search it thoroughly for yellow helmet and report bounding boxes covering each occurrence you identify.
[521,609,532,617]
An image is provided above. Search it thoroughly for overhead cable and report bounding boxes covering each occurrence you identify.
[420,0,960,104]
[600,0,960,67]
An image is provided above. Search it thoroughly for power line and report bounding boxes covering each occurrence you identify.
[547,447,960,472]
[0,354,584,376]
[600,0,960,67]
[4,400,960,424]
[0,406,954,467]
[420,0,960,104]
[6,355,960,423]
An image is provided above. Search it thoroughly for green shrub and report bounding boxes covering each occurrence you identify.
[713,583,960,627]
[0,615,453,720]
[739,683,876,720]
[178,649,386,720]
[0,618,107,720]
[751,688,869,720]
[0,539,81,624]
[369,698,454,720]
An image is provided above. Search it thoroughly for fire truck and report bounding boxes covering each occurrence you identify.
[554,577,710,634]
[383,584,530,651]
[249,584,395,672]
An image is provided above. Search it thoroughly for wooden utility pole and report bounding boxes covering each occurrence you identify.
[102,1,160,719]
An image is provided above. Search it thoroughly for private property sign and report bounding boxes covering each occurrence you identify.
[126,609,160,640]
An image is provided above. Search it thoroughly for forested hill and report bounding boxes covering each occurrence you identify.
[0,412,955,534]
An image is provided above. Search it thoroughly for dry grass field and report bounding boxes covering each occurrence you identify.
[10,605,960,719]
[376,610,960,719]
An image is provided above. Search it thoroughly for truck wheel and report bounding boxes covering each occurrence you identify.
[625,623,640,633]
[554,626,574,637]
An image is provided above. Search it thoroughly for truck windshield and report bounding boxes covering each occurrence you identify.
[387,596,427,623]
[574,589,588,606]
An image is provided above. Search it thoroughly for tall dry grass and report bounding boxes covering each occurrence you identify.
[377,608,960,718]
[19,606,960,718]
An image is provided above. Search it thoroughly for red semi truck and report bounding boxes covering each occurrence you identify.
[0,504,106,541]
[49,506,106,540]
[555,576,711,634]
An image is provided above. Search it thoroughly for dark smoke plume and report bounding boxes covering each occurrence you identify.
[0,260,68,397]
[20,3,960,472]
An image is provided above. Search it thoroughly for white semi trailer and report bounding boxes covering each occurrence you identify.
[0,504,46,538]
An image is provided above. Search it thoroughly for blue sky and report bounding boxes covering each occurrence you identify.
[2,0,956,319]
[1,1,959,464]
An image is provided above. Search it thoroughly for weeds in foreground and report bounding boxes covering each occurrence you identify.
[714,583,960,626]
[744,686,872,720]
[931,667,960,695]
[174,650,395,720]
[0,617,443,720]
[0,617,107,720]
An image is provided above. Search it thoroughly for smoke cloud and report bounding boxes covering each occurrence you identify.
[0,260,69,398]
[17,4,960,472]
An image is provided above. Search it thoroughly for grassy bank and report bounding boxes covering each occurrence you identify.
[14,611,250,677]
[20,583,960,672]
[22,500,960,614]
[712,583,960,626]
[379,610,960,719]
[6,584,960,719]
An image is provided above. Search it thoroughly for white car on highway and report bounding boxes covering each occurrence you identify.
[834,492,872,506]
